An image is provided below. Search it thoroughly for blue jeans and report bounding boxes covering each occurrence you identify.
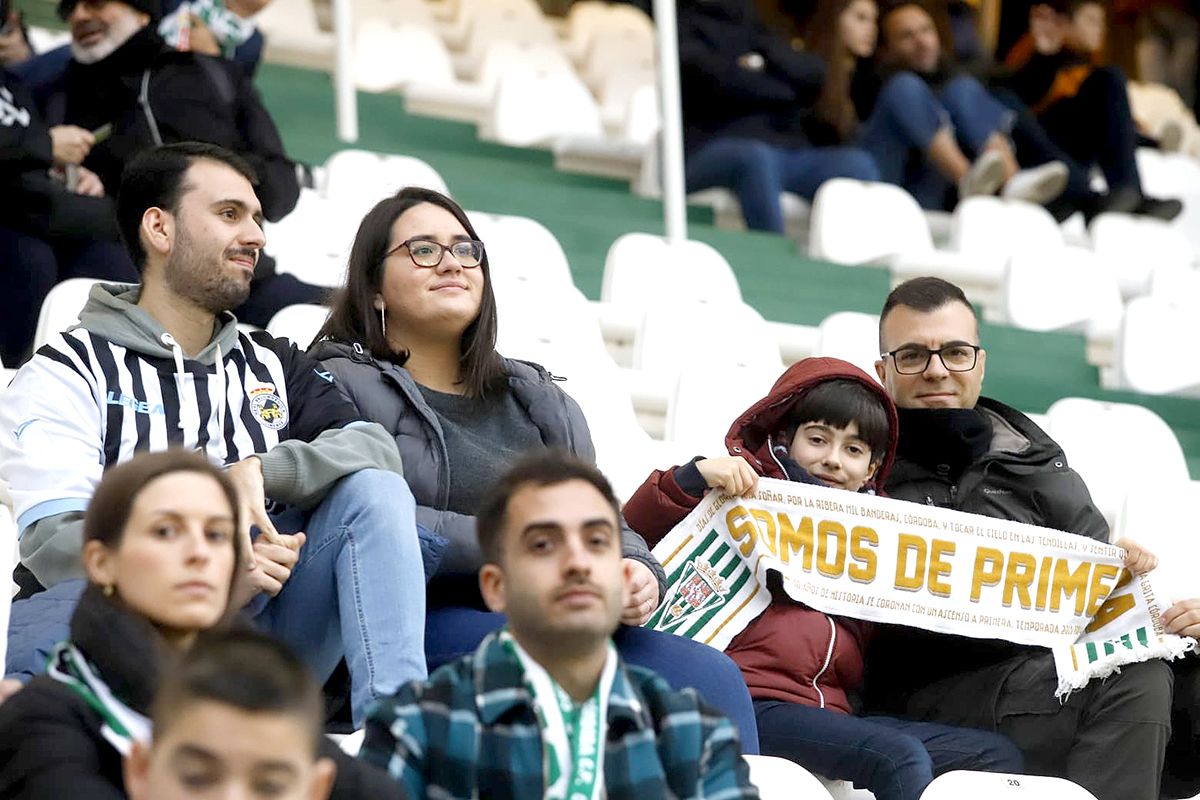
[858,72,1014,209]
[685,137,880,233]
[425,605,761,754]
[754,699,1024,800]
[256,469,429,727]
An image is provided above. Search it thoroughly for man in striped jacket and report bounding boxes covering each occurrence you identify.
[0,141,434,728]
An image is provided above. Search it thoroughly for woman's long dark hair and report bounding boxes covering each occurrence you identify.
[313,187,504,398]
[806,0,868,142]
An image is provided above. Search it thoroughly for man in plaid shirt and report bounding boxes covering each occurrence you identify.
[359,450,759,800]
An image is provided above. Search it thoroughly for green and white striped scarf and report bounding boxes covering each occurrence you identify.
[46,641,152,757]
[500,630,617,800]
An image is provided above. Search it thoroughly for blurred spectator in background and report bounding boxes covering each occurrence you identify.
[12,0,323,329]
[1001,0,1182,218]
[813,0,1070,210]
[677,0,881,233]
[0,66,135,365]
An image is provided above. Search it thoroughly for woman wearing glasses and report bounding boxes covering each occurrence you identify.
[309,188,761,750]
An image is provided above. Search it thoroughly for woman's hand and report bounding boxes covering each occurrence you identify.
[695,456,759,497]
[621,558,661,626]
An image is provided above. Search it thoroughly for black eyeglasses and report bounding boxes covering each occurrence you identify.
[882,344,981,375]
[385,238,484,268]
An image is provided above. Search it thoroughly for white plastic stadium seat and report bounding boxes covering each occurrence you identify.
[1116,481,1200,601]
[920,770,1097,799]
[466,211,575,294]
[634,301,783,377]
[266,304,330,351]
[814,312,883,382]
[1089,212,1196,298]
[1045,397,1189,532]
[484,70,603,147]
[808,180,990,309]
[322,150,450,223]
[665,363,781,455]
[1003,246,1123,342]
[1114,297,1200,396]
[265,188,354,288]
[455,8,559,79]
[949,196,1063,286]
[34,278,101,350]
[743,755,836,800]
[353,22,454,94]
[0,504,14,665]
[253,0,335,69]
[602,233,742,310]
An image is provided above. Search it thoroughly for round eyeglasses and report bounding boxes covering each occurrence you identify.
[882,344,981,375]
[386,238,484,268]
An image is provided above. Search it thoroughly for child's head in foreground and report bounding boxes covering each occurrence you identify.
[779,377,891,493]
[124,629,336,800]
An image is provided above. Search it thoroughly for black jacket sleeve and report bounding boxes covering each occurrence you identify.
[0,69,54,181]
[230,64,299,222]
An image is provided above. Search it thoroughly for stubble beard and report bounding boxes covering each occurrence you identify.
[165,224,254,315]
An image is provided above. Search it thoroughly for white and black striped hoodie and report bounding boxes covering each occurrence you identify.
[0,283,403,588]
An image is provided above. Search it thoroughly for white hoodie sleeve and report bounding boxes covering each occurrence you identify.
[0,343,105,585]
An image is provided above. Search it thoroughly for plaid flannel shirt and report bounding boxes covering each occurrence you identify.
[359,631,759,800]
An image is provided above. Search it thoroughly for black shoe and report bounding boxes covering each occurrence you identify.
[1135,195,1184,221]
[1081,186,1142,223]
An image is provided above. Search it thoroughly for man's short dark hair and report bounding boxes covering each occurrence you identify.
[151,629,323,755]
[117,142,258,271]
[878,276,975,348]
[787,380,891,462]
[476,450,620,566]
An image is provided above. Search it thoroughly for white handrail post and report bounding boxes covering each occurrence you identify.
[652,0,687,243]
[333,0,359,142]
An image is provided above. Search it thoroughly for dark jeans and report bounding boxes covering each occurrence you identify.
[1038,66,1143,194]
[754,700,1024,800]
[857,72,1014,208]
[1164,656,1200,799]
[0,224,137,366]
[685,138,880,233]
[900,652,1173,800]
[424,605,761,754]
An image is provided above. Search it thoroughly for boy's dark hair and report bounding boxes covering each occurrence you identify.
[476,450,620,566]
[117,142,259,271]
[152,629,324,754]
[788,380,891,462]
[878,276,975,348]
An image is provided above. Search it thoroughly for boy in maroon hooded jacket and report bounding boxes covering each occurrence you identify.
[625,357,1024,800]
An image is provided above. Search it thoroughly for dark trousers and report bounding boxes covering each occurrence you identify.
[235,266,330,330]
[1164,657,1200,799]
[424,605,761,755]
[1039,66,1144,195]
[901,652,1173,800]
[754,700,1024,800]
[0,224,137,366]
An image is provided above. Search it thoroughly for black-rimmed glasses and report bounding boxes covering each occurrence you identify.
[882,344,981,375]
[385,238,484,268]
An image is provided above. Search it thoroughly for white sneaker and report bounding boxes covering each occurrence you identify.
[959,149,1006,198]
[1159,118,1184,153]
[1001,161,1069,205]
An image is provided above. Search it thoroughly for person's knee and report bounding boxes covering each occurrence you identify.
[982,733,1025,773]
[330,468,415,509]
[940,74,988,105]
[1100,659,1174,722]
[879,71,932,109]
[728,141,779,183]
[1086,65,1128,97]
[835,148,881,182]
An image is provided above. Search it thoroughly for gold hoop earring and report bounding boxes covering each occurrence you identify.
[102,583,115,597]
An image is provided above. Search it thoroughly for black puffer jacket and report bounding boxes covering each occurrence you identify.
[310,340,667,607]
[865,396,1109,715]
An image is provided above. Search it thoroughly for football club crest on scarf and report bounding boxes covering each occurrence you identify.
[249,384,288,430]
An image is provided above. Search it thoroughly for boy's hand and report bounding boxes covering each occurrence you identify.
[696,456,759,497]
[1114,537,1158,576]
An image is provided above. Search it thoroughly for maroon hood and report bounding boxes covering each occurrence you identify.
[723,357,899,492]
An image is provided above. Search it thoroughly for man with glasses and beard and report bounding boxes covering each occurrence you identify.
[864,275,1176,800]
